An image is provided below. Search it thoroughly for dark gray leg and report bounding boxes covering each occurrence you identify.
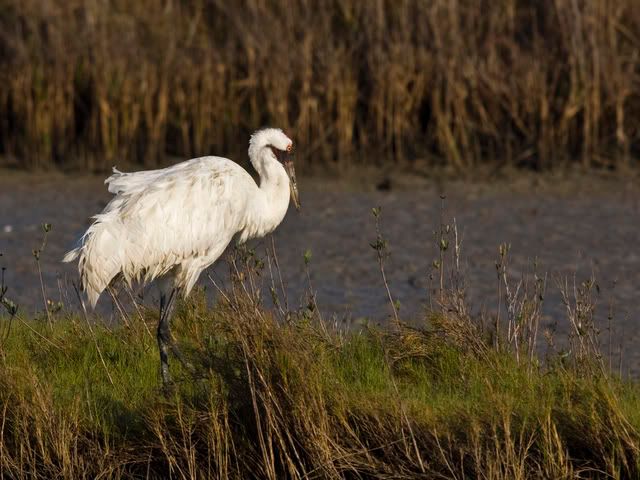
[157,287,194,385]
[157,289,177,385]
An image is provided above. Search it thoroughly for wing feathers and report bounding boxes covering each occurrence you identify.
[64,157,256,307]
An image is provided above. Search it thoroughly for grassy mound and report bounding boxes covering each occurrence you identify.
[0,289,638,479]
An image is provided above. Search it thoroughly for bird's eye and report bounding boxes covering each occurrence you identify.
[286,144,293,153]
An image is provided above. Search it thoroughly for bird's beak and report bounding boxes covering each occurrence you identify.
[283,158,301,211]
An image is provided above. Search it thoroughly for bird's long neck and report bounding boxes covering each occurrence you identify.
[241,150,291,241]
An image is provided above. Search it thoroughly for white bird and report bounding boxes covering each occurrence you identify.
[63,127,300,384]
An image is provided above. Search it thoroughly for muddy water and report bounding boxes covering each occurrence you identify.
[1,171,639,373]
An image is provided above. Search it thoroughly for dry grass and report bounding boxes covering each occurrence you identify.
[0,287,638,479]
[1,0,639,171]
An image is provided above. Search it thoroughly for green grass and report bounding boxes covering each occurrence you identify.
[0,291,638,479]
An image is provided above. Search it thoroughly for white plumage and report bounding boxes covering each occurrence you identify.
[63,127,300,384]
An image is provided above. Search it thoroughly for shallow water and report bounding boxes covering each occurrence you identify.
[1,171,639,374]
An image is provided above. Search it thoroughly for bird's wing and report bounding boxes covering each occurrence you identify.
[102,157,257,286]
[105,160,203,195]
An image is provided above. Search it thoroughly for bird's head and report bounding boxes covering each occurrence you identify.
[249,128,300,211]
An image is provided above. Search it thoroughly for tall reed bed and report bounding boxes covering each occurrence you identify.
[1,0,639,171]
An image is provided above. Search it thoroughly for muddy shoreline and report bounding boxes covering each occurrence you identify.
[1,170,639,373]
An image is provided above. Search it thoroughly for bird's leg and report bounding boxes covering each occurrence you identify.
[165,288,196,374]
[157,287,195,386]
[157,290,173,385]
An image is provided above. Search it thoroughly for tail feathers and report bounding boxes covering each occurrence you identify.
[62,247,80,263]
[63,220,123,309]
[105,166,168,195]
[105,167,127,194]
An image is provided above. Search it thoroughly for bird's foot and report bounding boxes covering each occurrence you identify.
[161,381,177,397]
[170,344,196,376]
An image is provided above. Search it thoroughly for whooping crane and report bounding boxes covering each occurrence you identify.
[63,128,300,385]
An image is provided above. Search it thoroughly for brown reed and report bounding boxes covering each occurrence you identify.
[0,0,639,171]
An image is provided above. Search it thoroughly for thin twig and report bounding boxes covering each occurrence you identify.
[302,250,327,334]
[265,249,286,319]
[16,315,64,351]
[270,235,289,312]
[371,207,400,328]
[108,286,132,329]
[73,282,114,386]
[34,224,53,328]
[123,284,154,339]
